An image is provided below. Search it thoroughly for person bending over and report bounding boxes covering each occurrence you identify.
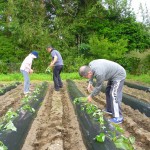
[79,59,126,124]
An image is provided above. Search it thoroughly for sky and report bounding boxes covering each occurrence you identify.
[131,0,150,22]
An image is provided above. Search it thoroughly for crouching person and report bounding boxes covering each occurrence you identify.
[79,59,126,124]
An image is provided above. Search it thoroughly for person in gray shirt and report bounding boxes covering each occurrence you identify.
[79,59,126,124]
[47,46,63,91]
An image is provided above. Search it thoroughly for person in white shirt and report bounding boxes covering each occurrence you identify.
[20,51,38,95]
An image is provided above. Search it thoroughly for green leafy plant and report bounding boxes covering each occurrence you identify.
[5,109,18,121]
[74,97,87,104]
[0,88,4,94]
[21,104,35,113]
[3,120,17,131]
[45,66,52,74]
[0,141,8,150]
[95,132,105,142]
[74,97,135,150]
[0,109,18,131]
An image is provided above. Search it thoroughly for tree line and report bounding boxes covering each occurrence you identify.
[0,0,150,75]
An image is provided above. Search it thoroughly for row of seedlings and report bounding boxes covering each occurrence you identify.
[0,82,48,150]
[67,80,135,150]
[0,82,20,96]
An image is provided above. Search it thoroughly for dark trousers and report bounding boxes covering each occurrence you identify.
[105,79,125,118]
[53,65,63,90]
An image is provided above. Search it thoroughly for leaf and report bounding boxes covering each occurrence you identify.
[4,121,17,131]
[129,136,135,144]
[114,137,134,150]
[114,124,124,133]
[96,133,105,142]
[0,141,8,150]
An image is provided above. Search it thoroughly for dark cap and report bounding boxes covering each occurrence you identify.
[31,51,39,58]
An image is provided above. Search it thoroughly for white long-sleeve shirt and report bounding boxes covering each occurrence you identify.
[20,54,34,73]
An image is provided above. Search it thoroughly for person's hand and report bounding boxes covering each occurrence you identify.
[87,83,94,93]
[29,69,33,74]
[87,95,93,102]
[50,62,54,68]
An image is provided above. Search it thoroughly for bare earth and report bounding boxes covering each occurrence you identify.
[0,80,150,150]
[75,80,150,150]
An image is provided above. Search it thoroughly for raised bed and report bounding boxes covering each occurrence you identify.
[0,82,20,96]
[67,80,118,150]
[101,86,150,117]
[124,81,150,92]
[0,82,48,150]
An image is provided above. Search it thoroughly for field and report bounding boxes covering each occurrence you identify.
[0,80,150,150]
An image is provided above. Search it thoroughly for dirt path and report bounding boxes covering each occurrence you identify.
[75,81,150,150]
[21,82,86,150]
[123,85,150,103]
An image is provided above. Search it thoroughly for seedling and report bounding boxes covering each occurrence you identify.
[21,104,35,113]
[0,141,8,150]
[45,66,52,74]
[3,120,17,131]
[73,97,135,150]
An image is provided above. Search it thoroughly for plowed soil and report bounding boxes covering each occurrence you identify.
[0,80,149,150]
[75,80,150,150]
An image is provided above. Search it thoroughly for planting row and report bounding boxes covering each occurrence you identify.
[75,80,150,150]
[0,82,48,150]
[0,80,149,150]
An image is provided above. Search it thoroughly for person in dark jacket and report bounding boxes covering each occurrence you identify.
[47,46,63,91]
[79,59,126,124]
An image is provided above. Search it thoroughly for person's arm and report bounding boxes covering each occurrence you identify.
[87,76,94,92]
[87,74,104,102]
[50,55,58,67]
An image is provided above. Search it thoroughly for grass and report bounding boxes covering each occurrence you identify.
[0,72,149,86]
[0,72,82,82]
[126,74,150,86]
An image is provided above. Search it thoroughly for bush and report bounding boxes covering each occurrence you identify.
[139,54,150,74]
[88,35,128,60]
[116,57,141,75]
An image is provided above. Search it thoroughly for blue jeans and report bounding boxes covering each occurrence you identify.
[20,70,30,93]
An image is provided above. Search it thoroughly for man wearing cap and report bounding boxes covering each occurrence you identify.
[79,59,126,124]
[47,46,63,91]
[20,51,38,95]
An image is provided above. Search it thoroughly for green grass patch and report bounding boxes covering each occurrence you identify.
[0,73,149,86]
[0,72,81,82]
[126,74,150,85]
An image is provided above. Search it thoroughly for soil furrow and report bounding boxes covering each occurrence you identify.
[61,82,87,150]
[22,84,53,150]
[0,84,23,117]
[75,81,150,150]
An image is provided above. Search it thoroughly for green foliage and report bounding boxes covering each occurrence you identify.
[4,120,17,131]
[138,54,150,74]
[116,57,141,74]
[64,55,89,72]
[0,141,8,150]
[21,104,35,113]
[113,135,135,150]
[74,97,135,150]
[89,35,128,60]
[0,0,150,74]
[95,133,105,142]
